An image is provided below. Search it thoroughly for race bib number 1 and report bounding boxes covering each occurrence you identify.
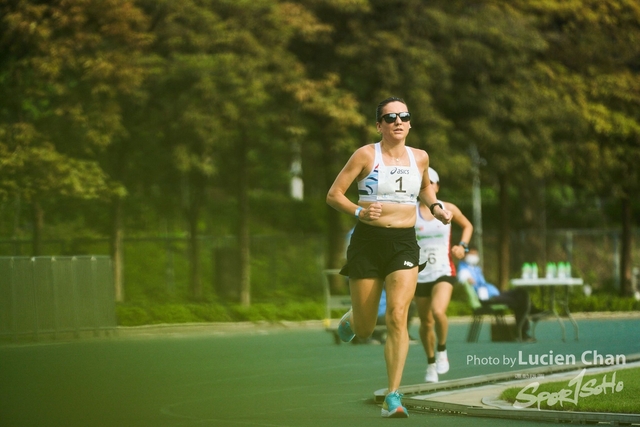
[377,165,416,202]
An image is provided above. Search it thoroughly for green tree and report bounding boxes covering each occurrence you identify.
[519,0,640,295]
[289,0,455,276]
[0,0,150,257]
[137,0,321,303]
[415,2,575,288]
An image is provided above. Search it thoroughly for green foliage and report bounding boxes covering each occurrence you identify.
[188,304,233,322]
[1,0,639,303]
[148,304,194,324]
[228,301,325,322]
[228,304,275,322]
[273,301,325,321]
[568,293,640,313]
[249,235,324,301]
[446,299,474,317]
[116,300,324,326]
[0,0,149,204]
[116,304,152,326]
[115,278,640,326]
[117,302,233,326]
[116,290,639,327]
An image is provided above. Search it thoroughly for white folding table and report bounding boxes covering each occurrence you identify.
[511,277,584,341]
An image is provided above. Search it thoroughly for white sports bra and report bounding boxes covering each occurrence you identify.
[357,143,421,205]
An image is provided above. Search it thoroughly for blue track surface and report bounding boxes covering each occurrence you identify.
[1,316,638,427]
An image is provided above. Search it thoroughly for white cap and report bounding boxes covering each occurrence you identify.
[428,167,439,183]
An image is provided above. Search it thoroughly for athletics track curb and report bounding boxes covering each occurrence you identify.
[114,311,640,338]
[373,353,640,425]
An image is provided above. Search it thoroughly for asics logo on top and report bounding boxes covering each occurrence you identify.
[390,168,410,175]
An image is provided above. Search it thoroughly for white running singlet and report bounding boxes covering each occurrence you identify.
[357,143,421,205]
[415,202,456,283]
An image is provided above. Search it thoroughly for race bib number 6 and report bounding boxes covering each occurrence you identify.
[420,246,448,267]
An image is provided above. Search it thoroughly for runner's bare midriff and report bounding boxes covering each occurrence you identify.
[358,201,417,229]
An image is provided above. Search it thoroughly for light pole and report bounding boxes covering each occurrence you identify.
[470,144,486,269]
[290,142,304,201]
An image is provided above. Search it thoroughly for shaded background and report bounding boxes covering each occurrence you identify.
[1,0,639,311]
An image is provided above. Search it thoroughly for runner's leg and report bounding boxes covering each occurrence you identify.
[384,268,418,392]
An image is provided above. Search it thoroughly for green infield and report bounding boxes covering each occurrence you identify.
[500,366,640,414]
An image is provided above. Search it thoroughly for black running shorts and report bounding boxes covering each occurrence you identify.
[340,222,420,280]
[414,275,456,297]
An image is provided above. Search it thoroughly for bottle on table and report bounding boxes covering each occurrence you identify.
[546,262,557,279]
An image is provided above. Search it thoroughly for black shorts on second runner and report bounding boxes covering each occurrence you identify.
[340,222,420,280]
[415,275,456,298]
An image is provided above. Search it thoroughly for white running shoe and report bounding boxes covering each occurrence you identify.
[436,350,449,374]
[425,363,438,383]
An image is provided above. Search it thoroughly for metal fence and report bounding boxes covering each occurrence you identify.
[0,256,116,341]
[0,235,327,303]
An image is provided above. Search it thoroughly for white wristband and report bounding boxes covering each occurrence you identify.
[355,206,363,218]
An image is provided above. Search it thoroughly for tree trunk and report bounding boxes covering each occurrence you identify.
[519,184,544,271]
[497,173,510,291]
[108,138,128,302]
[238,133,251,306]
[325,137,344,269]
[111,196,124,302]
[32,200,44,256]
[186,175,203,301]
[620,196,633,297]
[323,132,348,294]
[326,207,345,268]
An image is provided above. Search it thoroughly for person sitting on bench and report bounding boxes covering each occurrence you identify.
[457,246,540,342]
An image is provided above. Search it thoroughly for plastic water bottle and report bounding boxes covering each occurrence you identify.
[546,262,557,278]
[532,263,539,278]
[522,263,532,279]
[557,262,567,278]
[565,262,572,278]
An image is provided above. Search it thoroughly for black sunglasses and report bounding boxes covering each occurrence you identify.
[381,112,411,123]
